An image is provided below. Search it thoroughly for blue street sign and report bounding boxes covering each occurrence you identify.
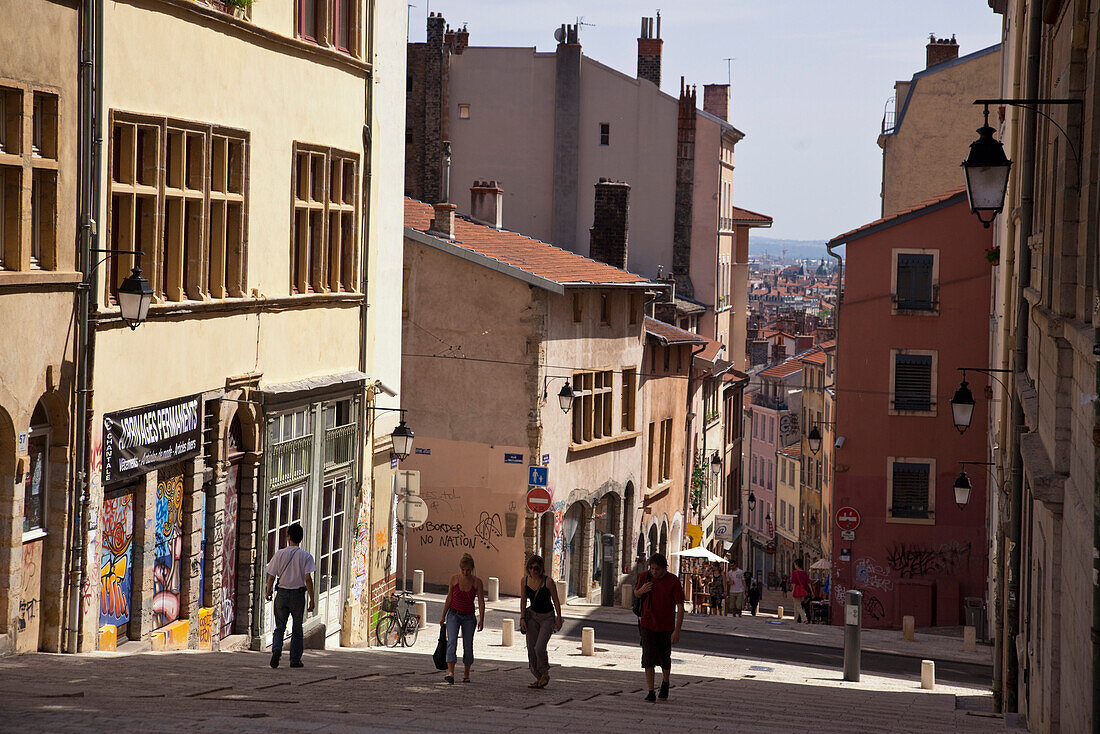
[528,466,549,487]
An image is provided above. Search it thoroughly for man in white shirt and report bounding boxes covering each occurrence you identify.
[724,562,746,616]
[265,522,317,668]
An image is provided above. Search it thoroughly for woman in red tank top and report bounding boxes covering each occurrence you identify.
[438,553,486,684]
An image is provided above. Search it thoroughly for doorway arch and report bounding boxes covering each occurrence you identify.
[621,483,635,573]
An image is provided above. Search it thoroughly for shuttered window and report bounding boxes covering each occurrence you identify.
[891,462,930,518]
[896,253,934,310]
[894,353,932,411]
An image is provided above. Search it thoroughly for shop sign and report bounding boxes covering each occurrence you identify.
[103,394,201,485]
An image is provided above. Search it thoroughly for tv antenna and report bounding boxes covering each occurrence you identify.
[576,16,596,31]
[723,58,736,86]
[406,3,416,41]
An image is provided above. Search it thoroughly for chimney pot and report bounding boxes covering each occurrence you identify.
[470,180,504,229]
[429,202,457,239]
[637,17,664,87]
[925,33,960,68]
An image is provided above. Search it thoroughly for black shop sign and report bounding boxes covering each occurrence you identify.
[103,394,202,485]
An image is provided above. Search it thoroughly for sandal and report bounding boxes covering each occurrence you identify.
[528,680,542,688]
[462,677,471,683]
[444,675,454,685]
[535,674,549,688]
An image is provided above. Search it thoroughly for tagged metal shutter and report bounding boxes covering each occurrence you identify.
[896,254,934,309]
[891,462,930,518]
[894,353,932,411]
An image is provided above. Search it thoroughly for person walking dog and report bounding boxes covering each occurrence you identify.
[634,553,685,702]
[438,553,486,684]
[519,554,563,689]
[265,523,316,669]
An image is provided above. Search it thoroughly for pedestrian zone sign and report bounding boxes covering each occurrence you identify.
[528,466,549,487]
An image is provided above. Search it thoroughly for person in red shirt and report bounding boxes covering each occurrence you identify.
[790,560,813,624]
[634,553,685,702]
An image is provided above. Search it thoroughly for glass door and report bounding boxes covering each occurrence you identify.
[316,473,347,634]
[263,484,304,635]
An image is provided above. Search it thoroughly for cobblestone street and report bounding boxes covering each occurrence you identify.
[0,629,1005,733]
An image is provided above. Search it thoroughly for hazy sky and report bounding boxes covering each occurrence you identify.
[409,1,1003,241]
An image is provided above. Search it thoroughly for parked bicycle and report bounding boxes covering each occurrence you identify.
[375,591,420,648]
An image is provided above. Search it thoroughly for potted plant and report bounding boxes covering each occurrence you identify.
[222,0,253,17]
[985,246,1000,265]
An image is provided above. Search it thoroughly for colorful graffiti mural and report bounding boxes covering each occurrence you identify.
[153,472,183,629]
[100,491,134,627]
[550,500,565,581]
[219,462,240,639]
[350,521,369,602]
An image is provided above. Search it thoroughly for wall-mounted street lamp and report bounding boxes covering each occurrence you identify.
[748,491,757,512]
[954,461,995,510]
[710,451,721,477]
[807,422,836,455]
[962,98,1082,227]
[91,249,153,329]
[949,367,1012,434]
[543,376,575,413]
[365,401,415,461]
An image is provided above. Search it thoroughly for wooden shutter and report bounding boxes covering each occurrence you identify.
[891,462,930,518]
[896,254,934,309]
[894,354,932,411]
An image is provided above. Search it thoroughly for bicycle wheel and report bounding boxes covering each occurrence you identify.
[402,614,420,647]
[376,614,400,648]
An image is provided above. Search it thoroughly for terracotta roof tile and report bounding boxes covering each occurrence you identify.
[696,336,725,363]
[827,187,967,246]
[405,198,650,286]
[731,206,774,226]
[779,443,802,458]
[644,317,707,346]
[760,359,804,378]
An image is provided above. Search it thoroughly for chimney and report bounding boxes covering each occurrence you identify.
[454,25,469,54]
[588,179,631,270]
[636,14,663,88]
[703,84,729,121]
[672,78,697,298]
[429,202,456,239]
[470,180,504,229]
[926,34,959,68]
[426,12,446,49]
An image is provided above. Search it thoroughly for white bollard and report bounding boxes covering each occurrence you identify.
[920,659,935,690]
[622,582,634,609]
[903,615,915,642]
[502,618,514,647]
[488,577,500,602]
[413,570,425,595]
[581,626,595,656]
[777,605,784,620]
[414,601,427,629]
[964,626,976,653]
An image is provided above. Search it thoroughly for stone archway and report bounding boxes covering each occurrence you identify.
[0,404,15,641]
[622,482,635,574]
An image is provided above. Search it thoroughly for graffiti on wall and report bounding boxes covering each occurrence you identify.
[885,541,971,578]
[418,520,474,549]
[219,462,240,638]
[16,541,43,652]
[853,557,894,592]
[831,582,886,622]
[153,472,183,629]
[100,491,134,627]
[473,512,503,551]
[85,440,104,622]
[551,500,566,581]
[350,521,369,601]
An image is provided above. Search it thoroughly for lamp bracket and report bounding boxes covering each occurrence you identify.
[974,98,1084,167]
[957,367,1012,393]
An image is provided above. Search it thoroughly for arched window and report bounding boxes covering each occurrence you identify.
[23,401,49,537]
[659,521,668,558]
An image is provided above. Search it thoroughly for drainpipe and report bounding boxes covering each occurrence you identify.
[68,0,103,655]
[681,342,708,555]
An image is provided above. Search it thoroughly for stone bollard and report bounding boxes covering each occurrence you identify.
[488,577,500,602]
[581,627,595,656]
[502,618,515,647]
[903,615,915,642]
[413,570,425,595]
[777,605,784,620]
[964,626,976,653]
[414,601,427,629]
[920,659,935,690]
[622,582,634,609]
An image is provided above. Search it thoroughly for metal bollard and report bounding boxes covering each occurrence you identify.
[413,570,425,596]
[581,627,595,656]
[488,577,500,602]
[921,659,935,689]
[777,605,784,620]
[843,589,861,682]
[414,601,427,629]
[903,615,915,642]
[502,618,514,647]
[622,582,634,610]
[964,626,976,653]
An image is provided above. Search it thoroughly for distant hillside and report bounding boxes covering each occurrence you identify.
[749,236,830,263]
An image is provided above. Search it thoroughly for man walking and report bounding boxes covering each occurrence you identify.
[724,561,745,616]
[265,523,317,669]
[634,553,685,702]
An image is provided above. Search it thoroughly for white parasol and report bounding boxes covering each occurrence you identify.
[809,558,831,571]
[672,546,728,563]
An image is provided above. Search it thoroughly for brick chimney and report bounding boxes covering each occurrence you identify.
[673,78,697,298]
[445,23,470,54]
[429,202,456,239]
[589,179,631,270]
[470,180,503,229]
[926,34,959,68]
[426,12,446,48]
[637,14,663,88]
[703,84,729,121]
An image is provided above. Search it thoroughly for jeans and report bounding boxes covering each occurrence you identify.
[795,597,809,623]
[525,610,555,678]
[272,587,306,663]
[446,611,476,665]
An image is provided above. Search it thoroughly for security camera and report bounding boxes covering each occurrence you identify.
[375,380,398,398]
[834,436,845,449]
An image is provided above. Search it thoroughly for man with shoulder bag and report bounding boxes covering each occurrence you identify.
[633,553,685,702]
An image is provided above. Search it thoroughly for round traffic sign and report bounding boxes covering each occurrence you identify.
[397,496,429,528]
[526,487,553,514]
[835,506,861,531]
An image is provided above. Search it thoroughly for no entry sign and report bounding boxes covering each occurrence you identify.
[526,487,553,514]
[835,506,861,531]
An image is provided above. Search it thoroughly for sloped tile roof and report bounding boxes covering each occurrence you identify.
[827,188,967,246]
[696,336,726,363]
[779,442,802,459]
[731,206,774,226]
[405,198,651,287]
[760,359,804,378]
[644,317,707,346]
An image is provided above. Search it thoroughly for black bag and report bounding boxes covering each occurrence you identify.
[632,572,649,617]
[432,625,447,670]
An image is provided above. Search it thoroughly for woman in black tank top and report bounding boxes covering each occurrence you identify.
[519,554,562,689]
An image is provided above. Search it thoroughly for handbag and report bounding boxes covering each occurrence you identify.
[432,625,447,670]
[632,571,649,617]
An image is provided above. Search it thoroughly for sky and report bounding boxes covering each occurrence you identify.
[408,1,1004,241]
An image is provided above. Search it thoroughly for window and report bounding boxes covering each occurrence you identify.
[292,144,358,294]
[600,293,610,325]
[659,418,672,482]
[889,460,933,520]
[592,371,613,439]
[1,85,58,272]
[779,499,786,528]
[894,252,936,310]
[333,0,355,53]
[621,368,637,431]
[298,0,321,41]
[629,292,640,324]
[789,504,794,530]
[109,115,248,303]
[647,422,656,488]
[599,123,610,146]
[663,346,670,372]
[458,104,471,120]
[296,0,361,56]
[572,371,613,444]
[892,352,934,412]
[572,292,583,323]
[24,402,49,538]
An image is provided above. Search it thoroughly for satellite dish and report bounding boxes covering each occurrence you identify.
[553,27,565,43]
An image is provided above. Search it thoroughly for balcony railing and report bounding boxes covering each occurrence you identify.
[324,424,356,469]
[270,435,312,489]
[750,392,788,411]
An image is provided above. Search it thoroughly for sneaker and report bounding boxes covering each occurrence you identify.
[644,690,656,702]
[289,661,304,668]
[658,681,669,700]
[269,651,281,669]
